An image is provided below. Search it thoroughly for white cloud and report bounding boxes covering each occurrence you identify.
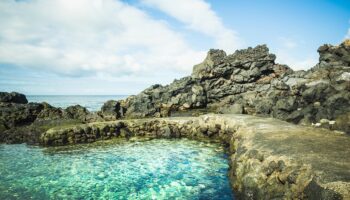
[279,37,298,49]
[277,55,317,71]
[275,49,318,71]
[140,0,243,52]
[0,0,207,77]
[272,37,317,70]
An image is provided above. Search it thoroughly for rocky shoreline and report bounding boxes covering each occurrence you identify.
[103,40,350,135]
[1,40,350,199]
[1,40,349,143]
[40,114,350,199]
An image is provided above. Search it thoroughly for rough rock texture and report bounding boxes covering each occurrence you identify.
[2,41,349,199]
[0,92,96,144]
[98,100,124,120]
[64,105,91,121]
[102,41,350,134]
[41,114,350,199]
[0,92,28,104]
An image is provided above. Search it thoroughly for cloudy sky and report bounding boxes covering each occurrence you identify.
[0,0,349,95]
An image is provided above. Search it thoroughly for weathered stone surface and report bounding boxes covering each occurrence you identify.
[0,102,43,129]
[2,40,349,199]
[192,49,227,79]
[0,100,97,144]
[0,92,28,104]
[64,105,90,121]
[40,114,350,199]
[36,102,63,120]
[108,44,285,117]
[99,100,124,120]
[102,40,350,134]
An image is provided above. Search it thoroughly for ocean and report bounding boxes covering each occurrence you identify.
[27,95,128,112]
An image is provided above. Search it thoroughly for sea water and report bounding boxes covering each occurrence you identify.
[0,138,234,200]
[27,95,128,111]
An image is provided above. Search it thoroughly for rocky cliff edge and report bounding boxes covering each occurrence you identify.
[100,40,350,134]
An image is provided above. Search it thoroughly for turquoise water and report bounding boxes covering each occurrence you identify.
[27,95,128,111]
[0,139,234,199]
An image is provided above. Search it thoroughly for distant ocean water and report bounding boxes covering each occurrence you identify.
[27,95,128,111]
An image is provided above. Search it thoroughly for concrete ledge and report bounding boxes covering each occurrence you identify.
[41,114,350,199]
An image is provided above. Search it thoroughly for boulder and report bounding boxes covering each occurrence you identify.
[100,100,124,120]
[36,102,63,120]
[0,92,28,104]
[0,102,43,129]
[0,92,96,143]
[64,105,90,121]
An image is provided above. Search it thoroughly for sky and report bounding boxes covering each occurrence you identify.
[0,0,349,95]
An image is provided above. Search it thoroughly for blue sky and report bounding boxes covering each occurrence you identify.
[0,0,349,95]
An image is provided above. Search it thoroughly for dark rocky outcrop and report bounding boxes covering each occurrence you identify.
[1,41,350,199]
[2,40,349,143]
[100,40,350,134]
[98,100,124,120]
[64,105,90,121]
[0,92,28,104]
[0,92,97,144]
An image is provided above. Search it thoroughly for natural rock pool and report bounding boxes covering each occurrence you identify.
[0,138,234,199]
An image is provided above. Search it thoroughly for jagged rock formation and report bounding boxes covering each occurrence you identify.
[0,92,28,104]
[1,41,350,199]
[101,41,350,134]
[40,114,350,199]
[98,100,125,120]
[1,40,349,144]
[0,93,98,143]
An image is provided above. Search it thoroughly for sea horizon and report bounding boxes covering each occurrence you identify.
[27,95,129,111]
[26,94,131,96]
[1,1,349,199]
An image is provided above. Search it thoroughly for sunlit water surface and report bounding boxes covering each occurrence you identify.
[0,139,234,199]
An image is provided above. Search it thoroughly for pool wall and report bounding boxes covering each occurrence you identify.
[40,114,350,199]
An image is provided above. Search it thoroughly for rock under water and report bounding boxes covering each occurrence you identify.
[0,138,233,199]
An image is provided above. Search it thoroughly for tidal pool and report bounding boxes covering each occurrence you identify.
[0,138,234,199]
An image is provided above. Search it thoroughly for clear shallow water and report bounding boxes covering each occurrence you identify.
[0,139,234,200]
[27,95,128,111]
